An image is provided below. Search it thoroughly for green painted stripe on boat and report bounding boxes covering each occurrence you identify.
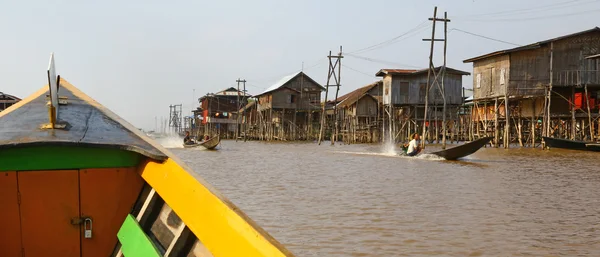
[118,214,162,257]
[0,146,142,171]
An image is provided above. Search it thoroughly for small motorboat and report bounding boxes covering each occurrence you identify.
[183,135,220,150]
[400,137,493,160]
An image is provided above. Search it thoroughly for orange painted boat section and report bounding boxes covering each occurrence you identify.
[18,170,81,257]
[79,168,144,257]
[0,172,22,257]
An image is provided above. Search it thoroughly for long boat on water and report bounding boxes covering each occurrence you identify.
[0,54,295,257]
[184,135,220,150]
[400,137,493,160]
[542,136,600,152]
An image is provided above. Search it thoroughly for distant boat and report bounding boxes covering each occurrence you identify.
[183,135,220,150]
[542,137,600,152]
[0,54,294,257]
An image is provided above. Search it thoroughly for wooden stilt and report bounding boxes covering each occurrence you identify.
[469,105,474,141]
[494,98,499,148]
[531,100,536,147]
[518,105,523,147]
[484,101,488,138]
[571,86,576,140]
[504,89,510,148]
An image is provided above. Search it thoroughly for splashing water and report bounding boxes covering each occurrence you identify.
[382,140,397,156]
[154,134,184,148]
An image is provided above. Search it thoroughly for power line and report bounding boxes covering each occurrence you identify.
[346,53,423,69]
[348,21,430,54]
[449,28,521,46]
[246,57,326,84]
[342,64,376,78]
[456,7,600,22]
[455,0,598,18]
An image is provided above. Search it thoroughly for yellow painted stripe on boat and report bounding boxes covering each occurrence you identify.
[139,158,294,257]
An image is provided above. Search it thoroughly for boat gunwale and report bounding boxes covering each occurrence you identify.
[0,141,168,161]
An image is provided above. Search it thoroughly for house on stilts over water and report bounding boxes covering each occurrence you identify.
[333,80,383,144]
[247,71,325,141]
[197,87,251,139]
[463,27,600,148]
[376,67,470,144]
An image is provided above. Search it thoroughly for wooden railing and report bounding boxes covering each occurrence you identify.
[555,70,600,86]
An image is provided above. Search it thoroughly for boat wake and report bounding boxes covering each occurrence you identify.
[333,151,398,157]
[417,153,446,161]
[332,150,446,161]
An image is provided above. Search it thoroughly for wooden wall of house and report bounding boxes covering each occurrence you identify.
[279,75,323,110]
[257,95,272,111]
[382,76,393,105]
[271,88,299,110]
[202,96,243,114]
[367,82,383,97]
[517,98,545,118]
[473,54,510,99]
[509,47,549,97]
[355,96,378,117]
[552,31,600,86]
[389,73,463,105]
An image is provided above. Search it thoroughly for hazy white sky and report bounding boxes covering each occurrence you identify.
[1,0,599,129]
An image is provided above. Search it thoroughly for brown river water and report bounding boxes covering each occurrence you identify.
[170,140,600,256]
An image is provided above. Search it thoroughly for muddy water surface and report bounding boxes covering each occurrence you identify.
[171,141,600,256]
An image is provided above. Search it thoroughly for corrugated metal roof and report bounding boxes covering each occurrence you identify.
[215,87,251,96]
[337,81,382,108]
[463,27,600,63]
[375,69,417,76]
[376,66,470,76]
[0,92,21,101]
[586,53,600,59]
[255,71,324,97]
[260,71,302,95]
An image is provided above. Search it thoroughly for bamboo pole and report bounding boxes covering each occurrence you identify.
[585,84,594,141]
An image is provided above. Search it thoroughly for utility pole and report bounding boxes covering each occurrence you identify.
[192,89,196,137]
[236,78,247,142]
[441,11,449,149]
[242,79,247,142]
[421,7,450,149]
[317,46,343,145]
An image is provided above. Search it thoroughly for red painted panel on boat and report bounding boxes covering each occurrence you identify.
[0,172,22,257]
[18,170,80,257]
[80,168,144,257]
